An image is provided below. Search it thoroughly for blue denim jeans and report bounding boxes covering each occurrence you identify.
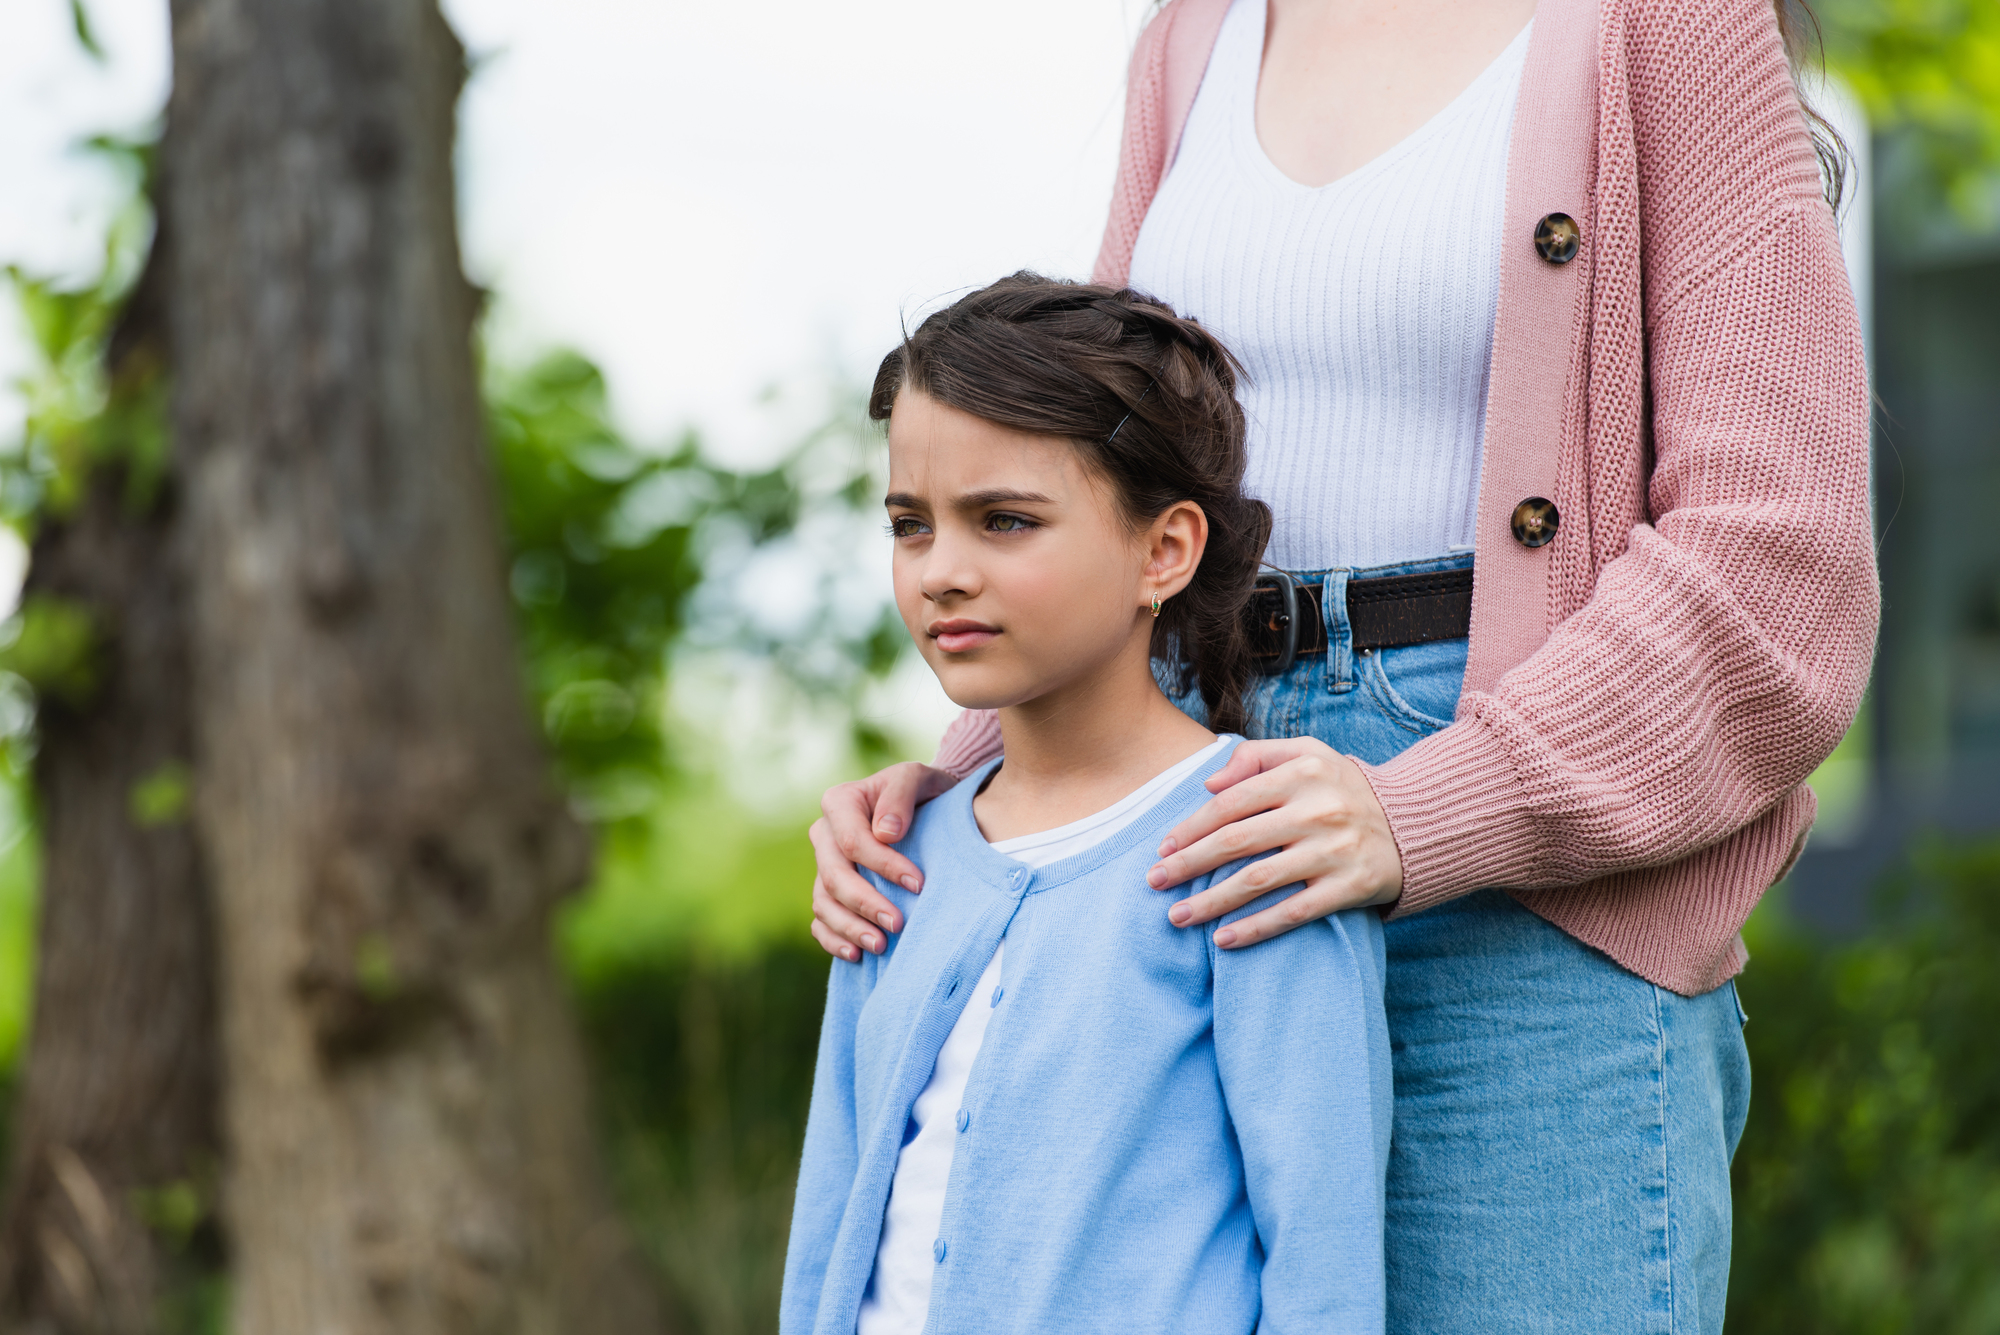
[1163,554,1751,1334]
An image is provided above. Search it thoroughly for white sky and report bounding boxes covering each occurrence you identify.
[1,0,1148,459]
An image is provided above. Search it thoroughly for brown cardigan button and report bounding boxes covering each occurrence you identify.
[1511,497,1560,548]
[1534,213,1581,264]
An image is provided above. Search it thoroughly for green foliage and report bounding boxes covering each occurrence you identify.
[0,594,101,710]
[486,351,701,820]
[1823,0,2000,218]
[0,747,38,1079]
[486,350,902,823]
[129,759,192,828]
[1,142,162,528]
[1730,837,2000,1332]
[68,0,106,63]
[574,943,829,1335]
[353,934,398,1003]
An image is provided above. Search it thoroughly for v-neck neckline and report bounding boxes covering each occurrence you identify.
[1238,4,1535,196]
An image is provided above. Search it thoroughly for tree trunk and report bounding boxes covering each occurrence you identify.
[161,1,665,1330]
[0,251,222,1335]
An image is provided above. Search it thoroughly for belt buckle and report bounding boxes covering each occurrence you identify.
[1253,570,1301,676]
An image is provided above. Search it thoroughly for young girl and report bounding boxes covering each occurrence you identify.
[780,274,1392,1335]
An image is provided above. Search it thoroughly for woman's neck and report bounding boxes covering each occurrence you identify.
[973,643,1218,843]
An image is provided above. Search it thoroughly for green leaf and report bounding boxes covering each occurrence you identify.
[129,760,192,829]
[0,596,101,709]
[68,0,105,62]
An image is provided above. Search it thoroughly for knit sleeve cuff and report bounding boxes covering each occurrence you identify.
[933,709,1004,779]
[1359,716,1544,918]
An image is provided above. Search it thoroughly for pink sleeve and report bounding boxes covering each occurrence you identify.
[1367,0,1878,914]
[933,710,1004,778]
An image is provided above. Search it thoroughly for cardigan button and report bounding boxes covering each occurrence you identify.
[933,1239,947,1263]
[1534,213,1580,264]
[1511,497,1560,548]
[956,1109,970,1133]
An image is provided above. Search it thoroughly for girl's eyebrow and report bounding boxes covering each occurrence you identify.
[882,488,1056,511]
[951,488,1056,510]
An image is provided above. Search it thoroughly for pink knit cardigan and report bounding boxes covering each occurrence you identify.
[933,0,1878,994]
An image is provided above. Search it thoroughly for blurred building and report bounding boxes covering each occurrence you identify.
[1788,125,2000,930]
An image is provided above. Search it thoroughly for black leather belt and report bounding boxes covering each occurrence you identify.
[1247,567,1473,674]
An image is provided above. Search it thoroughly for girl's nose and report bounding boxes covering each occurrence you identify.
[919,538,979,604]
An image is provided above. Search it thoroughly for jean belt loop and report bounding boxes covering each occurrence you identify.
[1323,569,1356,695]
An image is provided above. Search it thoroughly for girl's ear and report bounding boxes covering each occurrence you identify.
[1143,501,1209,603]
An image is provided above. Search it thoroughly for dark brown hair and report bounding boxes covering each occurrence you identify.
[1774,0,1852,213]
[870,272,1272,735]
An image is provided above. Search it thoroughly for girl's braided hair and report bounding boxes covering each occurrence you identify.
[869,272,1272,734]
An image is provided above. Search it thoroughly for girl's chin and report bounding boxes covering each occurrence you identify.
[930,662,1042,714]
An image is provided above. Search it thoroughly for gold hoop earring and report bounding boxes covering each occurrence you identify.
[1149,594,1162,618]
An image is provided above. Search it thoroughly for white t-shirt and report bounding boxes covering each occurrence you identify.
[855,737,1234,1335]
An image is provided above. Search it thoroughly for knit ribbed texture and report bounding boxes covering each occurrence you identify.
[1129,0,1527,570]
[935,0,1877,996]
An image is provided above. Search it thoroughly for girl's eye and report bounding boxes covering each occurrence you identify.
[886,515,930,538]
[987,513,1038,533]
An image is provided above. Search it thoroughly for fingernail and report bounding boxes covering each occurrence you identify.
[1215,927,1238,948]
[1169,904,1192,926]
[862,934,879,953]
[845,947,859,962]
[879,816,903,838]
[1146,867,1167,889]
[877,912,896,931]
[900,874,920,892]
[1157,838,1177,857]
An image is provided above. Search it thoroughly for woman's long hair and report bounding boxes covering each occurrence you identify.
[1775,0,1853,212]
[870,273,1272,735]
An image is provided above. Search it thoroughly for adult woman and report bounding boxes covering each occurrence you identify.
[811,0,1876,1326]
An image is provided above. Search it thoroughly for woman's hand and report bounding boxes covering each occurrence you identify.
[809,762,962,962]
[1146,738,1403,947]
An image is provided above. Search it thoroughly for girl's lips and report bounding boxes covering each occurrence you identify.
[930,620,998,654]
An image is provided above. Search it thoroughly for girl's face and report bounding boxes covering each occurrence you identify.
[884,389,1203,713]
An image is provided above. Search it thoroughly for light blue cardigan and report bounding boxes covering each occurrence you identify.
[781,745,1392,1335]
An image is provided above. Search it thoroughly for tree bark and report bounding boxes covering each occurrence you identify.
[161,1,665,1329]
[0,251,221,1335]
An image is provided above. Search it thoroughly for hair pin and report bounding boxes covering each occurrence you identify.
[1107,380,1157,444]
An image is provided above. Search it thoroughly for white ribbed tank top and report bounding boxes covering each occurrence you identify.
[1128,0,1531,572]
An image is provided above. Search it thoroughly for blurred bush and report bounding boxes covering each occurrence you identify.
[485,347,888,1329]
[1822,0,2000,217]
[1730,837,2000,1333]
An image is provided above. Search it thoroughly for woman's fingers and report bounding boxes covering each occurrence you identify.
[1157,738,1338,863]
[1149,763,1329,888]
[1164,842,1327,926]
[1194,736,1320,798]
[821,770,928,892]
[871,762,961,843]
[810,897,872,963]
[1147,741,1405,946]
[809,763,964,960]
[1211,877,1358,949]
[809,817,903,953]
[1148,803,1302,893]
